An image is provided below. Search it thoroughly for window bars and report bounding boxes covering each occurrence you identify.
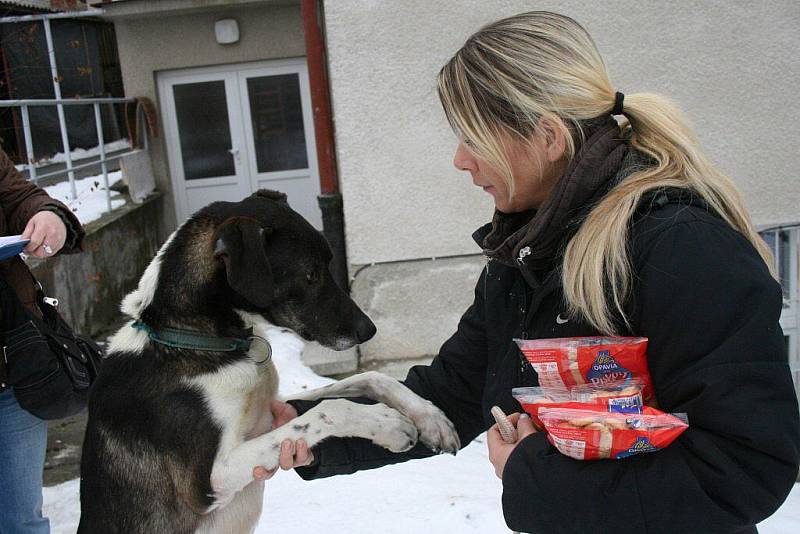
[0,8,143,214]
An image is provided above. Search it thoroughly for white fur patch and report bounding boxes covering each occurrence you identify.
[120,229,178,319]
[187,360,263,456]
[189,357,273,517]
[106,321,149,355]
[195,480,264,534]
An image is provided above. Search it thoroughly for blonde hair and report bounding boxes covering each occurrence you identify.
[437,11,773,334]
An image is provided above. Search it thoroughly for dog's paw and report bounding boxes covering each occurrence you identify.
[366,403,418,453]
[407,400,461,455]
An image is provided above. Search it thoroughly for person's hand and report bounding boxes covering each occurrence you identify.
[252,400,315,481]
[22,210,67,258]
[487,412,537,479]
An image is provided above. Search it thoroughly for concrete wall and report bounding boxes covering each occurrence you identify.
[28,195,162,337]
[323,0,800,361]
[354,255,486,361]
[325,0,799,266]
[105,0,305,239]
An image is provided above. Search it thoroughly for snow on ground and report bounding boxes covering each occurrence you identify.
[42,170,126,226]
[42,339,800,533]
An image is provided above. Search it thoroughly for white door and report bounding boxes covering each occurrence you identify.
[158,59,322,228]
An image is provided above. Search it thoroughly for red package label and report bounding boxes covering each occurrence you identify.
[515,337,654,400]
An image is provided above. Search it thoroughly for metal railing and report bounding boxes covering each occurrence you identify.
[0,97,142,212]
[0,7,144,215]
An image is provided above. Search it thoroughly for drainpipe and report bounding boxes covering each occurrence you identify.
[301,0,348,291]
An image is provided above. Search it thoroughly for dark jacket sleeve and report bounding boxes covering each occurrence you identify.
[501,218,800,533]
[0,150,84,252]
[292,267,490,479]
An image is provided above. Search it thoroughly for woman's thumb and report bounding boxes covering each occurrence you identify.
[21,219,35,239]
[517,413,537,438]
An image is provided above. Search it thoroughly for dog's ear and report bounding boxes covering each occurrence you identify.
[213,217,273,308]
[254,189,288,204]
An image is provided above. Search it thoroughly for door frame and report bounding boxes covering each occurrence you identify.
[157,58,320,224]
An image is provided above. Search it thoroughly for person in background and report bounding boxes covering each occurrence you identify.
[0,148,84,534]
[257,11,800,532]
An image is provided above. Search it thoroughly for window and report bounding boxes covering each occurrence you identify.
[761,227,799,397]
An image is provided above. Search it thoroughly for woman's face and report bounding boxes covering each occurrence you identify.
[453,127,567,213]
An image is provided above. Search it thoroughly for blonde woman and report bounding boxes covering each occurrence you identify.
[262,11,800,532]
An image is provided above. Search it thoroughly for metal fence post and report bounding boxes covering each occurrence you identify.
[20,104,37,183]
[42,17,77,200]
[93,102,112,212]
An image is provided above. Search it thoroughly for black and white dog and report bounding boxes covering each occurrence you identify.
[78,190,459,533]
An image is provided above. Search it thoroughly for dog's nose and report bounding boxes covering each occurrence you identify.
[355,316,377,343]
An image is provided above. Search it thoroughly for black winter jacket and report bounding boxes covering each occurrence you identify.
[292,194,800,532]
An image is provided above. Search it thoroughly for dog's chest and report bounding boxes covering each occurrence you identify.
[189,359,279,451]
[240,364,277,440]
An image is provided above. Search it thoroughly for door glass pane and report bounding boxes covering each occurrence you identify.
[173,81,235,180]
[246,74,308,173]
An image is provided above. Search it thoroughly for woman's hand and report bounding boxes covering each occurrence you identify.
[252,400,315,481]
[22,210,67,258]
[487,412,537,479]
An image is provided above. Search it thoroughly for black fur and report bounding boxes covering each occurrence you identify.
[79,190,376,532]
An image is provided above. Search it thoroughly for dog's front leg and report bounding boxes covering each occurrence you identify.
[209,399,417,508]
[287,371,460,453]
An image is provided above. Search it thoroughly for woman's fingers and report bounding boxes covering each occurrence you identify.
[21,212,67,257]
[21,218,35,240]
[270,400,299,428]
[24,224,48,257]
[254,439,314,481]
[296,439,314,466]
[22,220,42,250]
[279,440,296,470]
[252,466,278,481]
[516,413,537,439]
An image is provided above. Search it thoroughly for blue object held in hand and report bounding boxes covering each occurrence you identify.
[0,235,30,261]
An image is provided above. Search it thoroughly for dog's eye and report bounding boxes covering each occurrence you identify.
[305,271,319,284]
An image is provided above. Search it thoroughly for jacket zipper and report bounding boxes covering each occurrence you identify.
[517,266,560,385]
[519,286,529,380]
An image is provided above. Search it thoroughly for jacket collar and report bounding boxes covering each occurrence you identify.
[474,117,630,274]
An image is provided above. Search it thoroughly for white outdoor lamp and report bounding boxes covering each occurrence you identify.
[215,19,239,45]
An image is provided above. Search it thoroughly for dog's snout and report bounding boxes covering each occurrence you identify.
[355,316,377,343]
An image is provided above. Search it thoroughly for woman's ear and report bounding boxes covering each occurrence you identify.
[537,115,568,163]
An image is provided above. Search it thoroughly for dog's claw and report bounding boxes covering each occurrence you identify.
[406,401,461,455]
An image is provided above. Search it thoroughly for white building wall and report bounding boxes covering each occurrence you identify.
[324,1,800,362]
[324,0,800,266]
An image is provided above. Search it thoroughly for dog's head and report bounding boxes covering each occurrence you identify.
[205,190,375,350]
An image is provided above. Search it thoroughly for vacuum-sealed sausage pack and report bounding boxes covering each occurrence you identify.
[512,379,644,428]
[537,405,688,461]
[514,337,654,400]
